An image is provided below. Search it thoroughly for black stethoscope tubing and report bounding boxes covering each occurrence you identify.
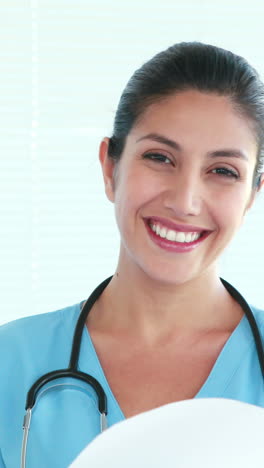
[25,276,264,414]
[21,277,113,468]
[220,278,264,379]
[25,276,112,415]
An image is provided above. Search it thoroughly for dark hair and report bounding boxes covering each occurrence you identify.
[108,42,264,188]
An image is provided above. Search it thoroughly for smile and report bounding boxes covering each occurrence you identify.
[149,223,202,243]
[144,217,210,253]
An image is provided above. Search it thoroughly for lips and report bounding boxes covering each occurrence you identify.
[144,217,212,253]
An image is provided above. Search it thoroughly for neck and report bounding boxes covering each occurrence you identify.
[87,263,243,342]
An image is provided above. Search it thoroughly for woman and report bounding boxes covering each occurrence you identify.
[0,42,264,467]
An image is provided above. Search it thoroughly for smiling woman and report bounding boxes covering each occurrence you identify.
[1,42,264,468]
[101,89,259,287]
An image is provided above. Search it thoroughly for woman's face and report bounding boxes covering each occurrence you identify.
[100,90,261,286]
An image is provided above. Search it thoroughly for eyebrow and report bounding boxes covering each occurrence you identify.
[136,132,248,161]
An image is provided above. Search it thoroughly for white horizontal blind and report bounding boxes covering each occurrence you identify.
[1,0,264,324]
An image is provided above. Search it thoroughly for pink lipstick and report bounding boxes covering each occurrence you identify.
[144,218,211,253]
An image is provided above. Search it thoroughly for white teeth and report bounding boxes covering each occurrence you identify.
[149,223,202,243]
[160,227,167,238]
[166,230,177,241]
[185,232,193,243]
[192,232,200,241]
[175,232,186,243]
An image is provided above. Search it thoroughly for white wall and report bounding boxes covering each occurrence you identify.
[1,0,264,324]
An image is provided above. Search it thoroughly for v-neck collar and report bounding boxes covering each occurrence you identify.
[74,303,254,420]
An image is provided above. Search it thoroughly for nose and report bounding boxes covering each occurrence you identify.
[163,172,202,217]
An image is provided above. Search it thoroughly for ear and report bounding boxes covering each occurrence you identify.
[259,173,264,192]
[245,191,256,212]
[244,174,264,213]
[99,137,116,203]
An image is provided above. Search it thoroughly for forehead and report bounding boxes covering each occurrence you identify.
[129,90,258,159]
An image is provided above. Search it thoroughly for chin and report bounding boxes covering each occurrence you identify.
[139,263,199,288]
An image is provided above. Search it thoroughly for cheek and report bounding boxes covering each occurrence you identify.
[113,171,162,243]
[211,187,251,234]
[116,168,159,214]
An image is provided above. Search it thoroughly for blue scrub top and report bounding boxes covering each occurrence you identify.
[0,301,264,467]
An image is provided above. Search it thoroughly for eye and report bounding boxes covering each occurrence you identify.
[143,152,172,164]
[211,167,239,179]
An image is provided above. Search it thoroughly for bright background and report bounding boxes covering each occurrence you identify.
[1,0,264,324]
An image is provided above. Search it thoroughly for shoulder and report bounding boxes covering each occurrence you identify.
[0,302,82,374]
[0,302,83,415]
[0,302,83,466]
[0,302,81,347]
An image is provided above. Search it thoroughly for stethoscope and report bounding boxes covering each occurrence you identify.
[20,276,264,468]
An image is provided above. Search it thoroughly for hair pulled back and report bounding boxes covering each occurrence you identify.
[108,42,264,187]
